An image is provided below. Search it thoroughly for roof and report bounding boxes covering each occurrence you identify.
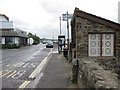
[2,31,28,38]
[0,14,9,21]
[71,8,120,30]
[17,33,29,38]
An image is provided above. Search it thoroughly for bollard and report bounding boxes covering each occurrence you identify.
[63,48,68,58]
[71,60,79,83]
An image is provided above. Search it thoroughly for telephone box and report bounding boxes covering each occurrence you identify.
[58,35,65,52]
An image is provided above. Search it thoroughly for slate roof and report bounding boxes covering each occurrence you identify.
[2,31,28,38]
[71,8,120,30]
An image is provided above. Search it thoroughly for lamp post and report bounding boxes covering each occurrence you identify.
[118,1,120,23]
[67,11,70,60]
[67,12,69,49]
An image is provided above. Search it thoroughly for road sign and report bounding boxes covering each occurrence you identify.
[62,14,73,21]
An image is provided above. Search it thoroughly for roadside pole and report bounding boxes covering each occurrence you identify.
[67,11,69,61]
[59,17,61,35]
[29,38,30,46]
[61,12,72,59]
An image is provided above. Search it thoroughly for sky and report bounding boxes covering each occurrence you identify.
[0,0,120,39]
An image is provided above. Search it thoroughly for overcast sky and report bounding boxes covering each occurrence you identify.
[0,0,119,39]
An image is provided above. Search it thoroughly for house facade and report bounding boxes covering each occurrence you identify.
[71,8,120,59]
[0,14,28,46]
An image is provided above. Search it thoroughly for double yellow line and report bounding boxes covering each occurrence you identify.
[19,49,52,88]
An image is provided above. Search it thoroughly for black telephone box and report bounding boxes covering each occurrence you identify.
[58,35,65,52]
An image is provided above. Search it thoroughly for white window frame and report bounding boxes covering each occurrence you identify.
[88,34,114,57]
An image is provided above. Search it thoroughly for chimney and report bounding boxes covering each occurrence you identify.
[118,1,120,23]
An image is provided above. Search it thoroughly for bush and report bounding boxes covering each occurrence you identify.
[0,45,2,49]
[28,33,40,45]
[0,44,20,49]
[33,40,39,45]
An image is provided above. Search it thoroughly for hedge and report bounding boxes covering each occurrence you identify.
[0,44,20,49]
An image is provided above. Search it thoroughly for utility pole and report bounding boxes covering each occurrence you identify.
[118,1,120,23]
[67,11,69,60]
[59,17,61,35]
[53,32,54,39]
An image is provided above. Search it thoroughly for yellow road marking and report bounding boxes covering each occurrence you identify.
[0,70,8,76]
[11,63,17,67]
[13,63,21,67]
[29,55,51,79]
[6,64,10,67]
[12,71,26,79]
[16,71,26,79]
[19,48,53,88]
[6,70,17,78]
[0,71,2,75]
[17,63,24,67]
[1,70,12,77]
[19,81,30,88]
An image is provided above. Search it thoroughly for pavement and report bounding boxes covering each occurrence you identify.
[34,51,79,88]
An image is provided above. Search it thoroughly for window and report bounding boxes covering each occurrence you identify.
[89,34,114,56]
[5,37,14,44]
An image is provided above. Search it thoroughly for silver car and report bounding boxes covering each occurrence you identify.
[46,41,53,48]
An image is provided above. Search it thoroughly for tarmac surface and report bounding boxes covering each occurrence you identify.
[1,43,51,89]
[33,47,79,88]
[1,43,80,89]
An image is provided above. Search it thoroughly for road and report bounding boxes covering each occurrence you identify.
[0,43,54,89]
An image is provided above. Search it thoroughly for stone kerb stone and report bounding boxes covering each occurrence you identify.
[78,58,118,89]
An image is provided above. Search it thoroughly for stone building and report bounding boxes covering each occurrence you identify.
[71,8,120,59]
[70,8,120,88]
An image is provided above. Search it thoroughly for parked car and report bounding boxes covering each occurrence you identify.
[42,41,46,44]
[46,41,53,48]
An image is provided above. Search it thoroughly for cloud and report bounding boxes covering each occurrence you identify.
[12,18,29,29]
[30,26,59,39]
[0,0,119,39]
[39,0,74,14]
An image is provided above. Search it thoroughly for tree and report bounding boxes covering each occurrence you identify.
[28,33,40,45]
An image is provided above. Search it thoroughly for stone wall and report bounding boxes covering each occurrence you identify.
[77,58,119,89]
[75,17,120,58]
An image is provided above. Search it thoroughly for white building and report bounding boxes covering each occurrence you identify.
[28,38,34,45]
[0,14,28,46]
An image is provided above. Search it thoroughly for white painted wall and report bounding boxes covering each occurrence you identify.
[28,38,34,45]
[2,37,5,44]
[0,21,13,29]
[15,37,20,46]
[0,14,13,29]
[0,15,8,21]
